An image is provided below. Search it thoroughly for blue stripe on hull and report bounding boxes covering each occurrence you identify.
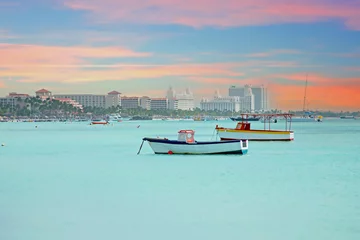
[154,150,247,155]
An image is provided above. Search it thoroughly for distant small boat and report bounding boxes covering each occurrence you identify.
[130,116,152,121]
[139,130,248,155]
[91,119,108,125]
[340,116,355,119]
[230,117,260,122]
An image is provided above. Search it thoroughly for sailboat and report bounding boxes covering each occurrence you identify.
[291,75,323,122]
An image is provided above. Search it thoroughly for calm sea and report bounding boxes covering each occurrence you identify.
[1,119,360,240]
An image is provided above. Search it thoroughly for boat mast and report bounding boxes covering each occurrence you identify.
[302,74,308,114]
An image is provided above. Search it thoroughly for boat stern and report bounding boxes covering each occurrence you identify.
[239,139,249,155]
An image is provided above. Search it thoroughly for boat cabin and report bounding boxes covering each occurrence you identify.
[178,130,195,143]
[236,122,251,130]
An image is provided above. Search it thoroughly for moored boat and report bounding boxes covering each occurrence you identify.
[139,130,248,155]
[230,116,260,122]
[91,119,109,125]
[216,113,294,141]
[340,116,355,119]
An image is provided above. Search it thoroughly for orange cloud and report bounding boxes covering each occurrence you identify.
[269,75,360,111]
[63,0,360,30]
[8,63,241,83]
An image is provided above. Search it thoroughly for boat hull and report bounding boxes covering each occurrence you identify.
[91,121,108,125]
[217,129,294,141]
[143,138,248,155]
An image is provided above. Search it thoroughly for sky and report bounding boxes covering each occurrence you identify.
[1,0,360,111]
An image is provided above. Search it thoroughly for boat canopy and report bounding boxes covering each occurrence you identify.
[178,130,195,143]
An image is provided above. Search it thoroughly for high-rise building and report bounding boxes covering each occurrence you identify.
[229,86,245,98]
[121,97,140,109]
[53,94,106,108]
[200,91,241,112]
[251,85,268,111]
[166,86,176,110]
[243,85,255,113]
[105,91,121,109]
[54,90,121,108]
[140,96,151,110]
[150,98,168,109]
[175,88,195,110]
[165,86,194,111]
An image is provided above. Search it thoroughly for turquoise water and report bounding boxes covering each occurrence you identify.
[1,119,360,240]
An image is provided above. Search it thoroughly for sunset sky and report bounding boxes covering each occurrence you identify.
[1,0,360,111]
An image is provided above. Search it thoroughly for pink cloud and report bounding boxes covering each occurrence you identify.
[0,43,150,68]
[0,81,5,88]
[63,0,360,30]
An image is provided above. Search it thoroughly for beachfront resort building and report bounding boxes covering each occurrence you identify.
[150,98,168,110]
[121,97,140,109]
[53,98,83,109]
[36,89,52,99]
[229,84,268,112]
[200,90,242,112]
[105,91,121,108]
[53,90,121,109]
[140,96,151,110]
[0,92,31,108]
[166,86,195,111]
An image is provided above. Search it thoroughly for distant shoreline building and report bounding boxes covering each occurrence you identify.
[54,90,121,109]
[229,85,268,112]
[200,90,241,112]
[166,86,195,111]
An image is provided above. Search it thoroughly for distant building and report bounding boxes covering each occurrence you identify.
[200,91,241,112]
[36,89,52,99]
[140,96,151,110]
[0,92,30,108]
[165,86,195,111]
[53,90,121,108]
[121,96,140,109]
[243,85,255,113]
[251,85,268,111]
[105,91,121,109]
[54,98,83,109]
[0,97,16,107]
[229,85,266,112]
[175,88,195,110]
[8,92,30,99]
[229,86,245,98]
[150,98,168,110]
[166,87,176,110]
[53,94,106,108]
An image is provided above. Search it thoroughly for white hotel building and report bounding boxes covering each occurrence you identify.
[166,87,195,111]
[200,90,242,112]
[54,91,121,109]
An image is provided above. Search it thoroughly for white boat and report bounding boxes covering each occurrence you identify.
[139,130,248,155]
[108,114,122,122]
[216,113,294,141]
